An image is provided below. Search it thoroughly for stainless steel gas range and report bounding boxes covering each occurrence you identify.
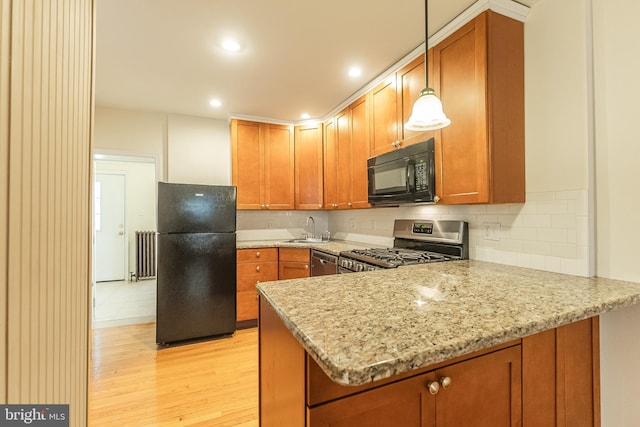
[338,219,468,273]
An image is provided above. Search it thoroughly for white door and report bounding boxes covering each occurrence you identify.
[95,173,126,282]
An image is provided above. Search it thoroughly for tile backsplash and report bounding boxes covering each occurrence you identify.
[236,190,591,277]
[329,190,591,277]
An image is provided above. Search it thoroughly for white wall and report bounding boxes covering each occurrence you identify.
[523,0,589,193]
[94,107,231,185]
[593,0,640,424]
[94,106,167,179]
[167,114,231,185]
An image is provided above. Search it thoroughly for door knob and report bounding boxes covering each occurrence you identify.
[118,231,124,236]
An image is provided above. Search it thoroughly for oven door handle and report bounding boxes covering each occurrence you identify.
[406,160,416,193]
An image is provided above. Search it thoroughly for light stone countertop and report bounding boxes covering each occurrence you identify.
[236,239,380,256]
[257,260,640,386]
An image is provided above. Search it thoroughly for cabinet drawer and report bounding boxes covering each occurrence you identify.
[238,275,278,292]
[279,261,310,280]
[237,248,278,263]
[237,261,278,279]
[279,248,310,262]
[237,290,258,321]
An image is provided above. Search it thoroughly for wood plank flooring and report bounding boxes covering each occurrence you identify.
[89,323,259,426]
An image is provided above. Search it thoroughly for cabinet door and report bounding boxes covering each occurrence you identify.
[295,124,324,210]
[397,54,438,149]
[323,118,338,209]
[349,94,370,209]
[369,76,399,156]
[335,108,352,209]
[433,16,489,205]
[231,120,264,209]
[435,345,521,427]
[433,11,524,204]
[264,123,295,209]
[308,373,433,427]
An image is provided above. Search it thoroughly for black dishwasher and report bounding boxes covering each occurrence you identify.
[310,250,337,276]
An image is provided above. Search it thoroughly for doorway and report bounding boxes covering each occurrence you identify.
[92,154,158,328]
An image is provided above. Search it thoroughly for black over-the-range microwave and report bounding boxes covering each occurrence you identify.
[367,138,436,206]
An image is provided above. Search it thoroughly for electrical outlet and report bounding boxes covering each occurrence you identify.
[266,219,274,229]
[483,222,501,241]
[348,219,356,231]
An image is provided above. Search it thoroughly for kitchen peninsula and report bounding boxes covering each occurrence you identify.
[257,260,640,426]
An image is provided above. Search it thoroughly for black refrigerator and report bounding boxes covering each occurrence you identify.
[156,182,237,345]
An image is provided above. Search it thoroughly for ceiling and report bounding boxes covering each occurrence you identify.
[95,0,539,123]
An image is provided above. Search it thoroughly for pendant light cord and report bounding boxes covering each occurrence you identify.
[424,0,429,89]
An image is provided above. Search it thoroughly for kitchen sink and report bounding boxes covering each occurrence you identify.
[284,238,326,244]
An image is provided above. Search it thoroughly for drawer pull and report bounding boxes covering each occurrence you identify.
[256,251,261,258]
[256,266,261,272]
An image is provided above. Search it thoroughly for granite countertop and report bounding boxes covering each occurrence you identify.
[237,239,379,256]
[257,260,640,386]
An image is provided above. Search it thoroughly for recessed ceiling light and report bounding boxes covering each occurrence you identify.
[221,38,241,52]
[209,99,222,107]
[348,67,362,78]
[301,113,311,120]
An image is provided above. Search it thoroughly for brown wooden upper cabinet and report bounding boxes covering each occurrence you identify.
[324,94,370,210]
[231,119,295,210]
[369,55,435,157]
[294,124,324,210]
[432,11,525,204]
[369,76,399,157]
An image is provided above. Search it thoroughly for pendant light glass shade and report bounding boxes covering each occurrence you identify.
[404,0,450,132]
[405,88,451,131]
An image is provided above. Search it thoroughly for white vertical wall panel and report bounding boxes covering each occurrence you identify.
[3,0,94,424]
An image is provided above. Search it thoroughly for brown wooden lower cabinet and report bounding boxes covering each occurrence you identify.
[236,248,277,327]
[309,345,521,427]
[259,297,600,427]
[278,248,310,280]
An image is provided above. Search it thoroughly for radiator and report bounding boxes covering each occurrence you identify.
[135,231,157,280]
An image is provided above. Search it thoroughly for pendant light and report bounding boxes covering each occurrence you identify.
[404,0,451,131]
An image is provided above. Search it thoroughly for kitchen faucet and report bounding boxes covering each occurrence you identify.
[305,216,315,239]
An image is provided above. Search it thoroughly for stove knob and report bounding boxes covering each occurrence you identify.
[355,263,364,272]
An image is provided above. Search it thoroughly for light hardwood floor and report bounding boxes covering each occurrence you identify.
[89,323,259,426]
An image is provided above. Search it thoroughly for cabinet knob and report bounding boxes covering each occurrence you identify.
[318,204,322,208]
[427,381,440,395]
[433,195,440,203]
[440,376,452,389]
[348,202,353,207]
[256,266,261,272]
[256,251,261,258]
[305,264,309,270]
[265,204,270,209]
